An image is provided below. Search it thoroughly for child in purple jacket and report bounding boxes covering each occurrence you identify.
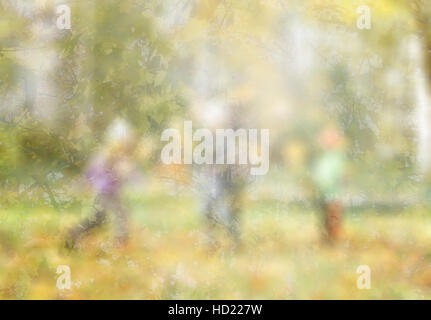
[66,120,135,249]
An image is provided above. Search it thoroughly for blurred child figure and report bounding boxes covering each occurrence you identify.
[192,98,249,249]
[312,125,346,244]
[66,119,136,249]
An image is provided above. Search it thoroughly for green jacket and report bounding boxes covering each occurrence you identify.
[312,151,346,201]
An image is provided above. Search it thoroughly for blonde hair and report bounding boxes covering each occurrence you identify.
[104,118,136,157]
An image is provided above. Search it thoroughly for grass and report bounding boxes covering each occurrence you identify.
[1,191,431,299]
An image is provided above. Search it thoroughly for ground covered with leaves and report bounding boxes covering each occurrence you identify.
[1,192,431,300]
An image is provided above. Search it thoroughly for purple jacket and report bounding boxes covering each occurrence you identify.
[86,157,119,196]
